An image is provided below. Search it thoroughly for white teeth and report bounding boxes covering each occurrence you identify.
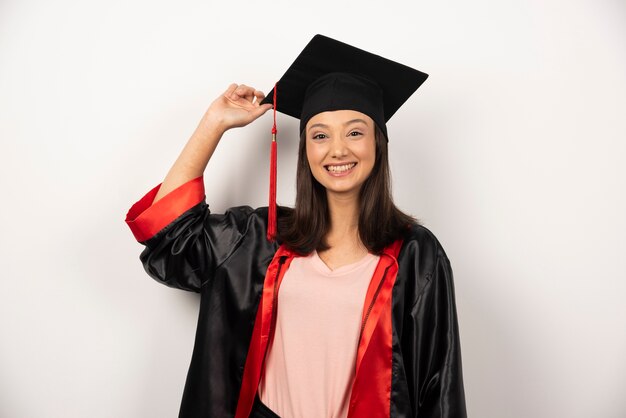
[326,163,356,173]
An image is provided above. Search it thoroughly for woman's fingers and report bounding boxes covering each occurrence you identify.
[224,83,238,98]
[233,84,253,100]
[250,102,273,119]
[225,84,257,107]
[241,84,256,102]
[241,86,265,103]
[252,90,267,106]
[225,84,271,111]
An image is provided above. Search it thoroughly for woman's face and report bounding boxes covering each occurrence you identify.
[305,109,376,198]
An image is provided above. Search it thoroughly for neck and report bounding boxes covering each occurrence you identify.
[325,190,362,248]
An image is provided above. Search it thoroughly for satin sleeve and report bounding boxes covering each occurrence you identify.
[414,249,467,418]
[124,176,255,293]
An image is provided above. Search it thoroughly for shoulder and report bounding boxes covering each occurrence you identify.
[212,205,299,242]
[205,204,270,221]
[402,223,448,256]
[219,205,288,222]
[210,205,270,232]
[179,205,270,247]
[219,205,268,220]
[398,222,451,273]
[208,205,279,261]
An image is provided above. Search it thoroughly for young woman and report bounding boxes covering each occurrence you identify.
[125,35,467,418]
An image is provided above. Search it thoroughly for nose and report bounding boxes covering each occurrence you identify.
[329,136,348,158]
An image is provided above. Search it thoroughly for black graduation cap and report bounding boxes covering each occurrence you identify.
[260,34,429,139]
[262,34,428,242]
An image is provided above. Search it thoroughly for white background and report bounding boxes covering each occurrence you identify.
[1,0,625,417]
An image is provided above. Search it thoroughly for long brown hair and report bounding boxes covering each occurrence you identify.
[277,125,420,255]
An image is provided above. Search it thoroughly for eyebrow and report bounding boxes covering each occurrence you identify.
[307,118,369,132]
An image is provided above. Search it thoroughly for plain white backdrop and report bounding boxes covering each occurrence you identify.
[1,0,625,417]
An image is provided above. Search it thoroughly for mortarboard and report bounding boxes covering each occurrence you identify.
[261,34,429,241]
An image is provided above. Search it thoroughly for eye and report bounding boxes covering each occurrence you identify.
[348,131,363,137]
[312,133,327,140]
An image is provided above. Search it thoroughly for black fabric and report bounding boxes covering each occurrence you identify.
[137,201,467,417]
[259,34,429,139]
[300,72,386,138]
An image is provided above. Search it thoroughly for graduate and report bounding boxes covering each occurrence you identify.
[125,34,467,418]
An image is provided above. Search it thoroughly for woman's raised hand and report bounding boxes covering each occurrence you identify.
[197,83,273,136]
[152,84,272,203]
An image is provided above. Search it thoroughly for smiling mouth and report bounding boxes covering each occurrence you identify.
[325,163,357,173]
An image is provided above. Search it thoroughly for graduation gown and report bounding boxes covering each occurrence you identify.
[125,176,467,418]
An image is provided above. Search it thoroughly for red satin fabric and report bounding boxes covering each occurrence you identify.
[235,246,295,418]
[124,176,205,242]
[348,239,402,418]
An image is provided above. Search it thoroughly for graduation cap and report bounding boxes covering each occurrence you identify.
[261,34,428,241]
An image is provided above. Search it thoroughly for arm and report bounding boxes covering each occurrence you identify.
[414,249,467,418]
[125,84,273,291]
[153,83,273,203]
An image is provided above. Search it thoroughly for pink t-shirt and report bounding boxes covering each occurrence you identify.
[257,250,381,418]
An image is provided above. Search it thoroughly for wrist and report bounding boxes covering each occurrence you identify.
[196,112,228,139]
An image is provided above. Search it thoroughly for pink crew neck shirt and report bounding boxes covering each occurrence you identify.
[257,250,381,418]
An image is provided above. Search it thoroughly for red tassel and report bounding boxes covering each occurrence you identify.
[267,84,278,241]
[267,139,277,241]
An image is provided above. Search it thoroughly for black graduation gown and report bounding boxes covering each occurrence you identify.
[125,176,467,418]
